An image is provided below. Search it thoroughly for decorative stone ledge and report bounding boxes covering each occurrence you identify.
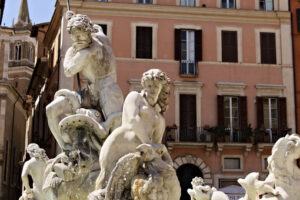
[255,84,285,97]
[167,141,214,156]
[256,143,274,156]
[216,82,247,96]
[217,142,253,156]
[173,154,213,185]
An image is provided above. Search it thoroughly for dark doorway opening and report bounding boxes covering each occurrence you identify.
[176,163,203,200]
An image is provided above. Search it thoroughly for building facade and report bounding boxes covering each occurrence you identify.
[0,0,48,198]
[30,0,295,199]
[291,0,300,134]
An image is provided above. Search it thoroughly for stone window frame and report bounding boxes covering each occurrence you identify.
[216,0,240,9]
[216,26,243,63]
[131,22,158,60]
[213,174,244,188]
[255,28,281,65]
[176,0,200,7]
[92,19,113,42]
[173,154,213,185]
[255,84,285,97]
[255,0,279,11]
[173,81,203,130]
[222,155,244,172]
[216,82,247,96]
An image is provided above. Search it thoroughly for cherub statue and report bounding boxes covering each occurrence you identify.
[19,144,48,200]
[46,11,124,151]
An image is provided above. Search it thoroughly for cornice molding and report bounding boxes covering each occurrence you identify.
[58,1,291,24]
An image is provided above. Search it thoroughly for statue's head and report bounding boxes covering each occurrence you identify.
[66,11,97,51]
[27,143,48,161]
[141,69,170,114]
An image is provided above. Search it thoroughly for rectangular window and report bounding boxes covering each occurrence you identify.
[296,9,300,33]
[138,0,152,3]
[136,27,152,59]
[222,31,238,62]
[98,24,107,35]
[222,0,236,8]
[180,30,195,75]
[180,0,195,6]
[260,32,276,64]
[263,98,278,135]
[259,0,273,11]
[180,94,197,141]
[224,157,241,169]
[224,96,239,141]
[219,179,239,188]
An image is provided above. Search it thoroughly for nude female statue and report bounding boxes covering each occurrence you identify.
[46,11,124,151]
[95,69,171,190]
[19,144,48,200]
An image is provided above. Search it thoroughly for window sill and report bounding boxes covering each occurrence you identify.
[179,74,198,78]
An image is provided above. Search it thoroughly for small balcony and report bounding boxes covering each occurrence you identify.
[254,128,292,144]
[165,126,214,154]
[165,126,214,143]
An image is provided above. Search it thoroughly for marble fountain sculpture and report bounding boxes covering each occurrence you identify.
[187,134,300,200]
[19,11,181,200]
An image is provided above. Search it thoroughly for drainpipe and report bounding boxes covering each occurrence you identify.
[7,95,20,199]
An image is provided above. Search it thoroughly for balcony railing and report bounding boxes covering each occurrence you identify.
[254,128,292,143]
[165,127,214,143]
[165,126,291,144]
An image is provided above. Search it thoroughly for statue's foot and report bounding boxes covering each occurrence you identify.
[88,189,106,200]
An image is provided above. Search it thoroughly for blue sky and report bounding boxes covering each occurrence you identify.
[2,0,56,27]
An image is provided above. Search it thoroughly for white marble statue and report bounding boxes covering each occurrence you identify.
[187,177,229,200]
[89,143,180,200]
[20,10,183,200]
[238,134,300,200]
[46,11,124,151]
[19,144,49,200]
[95,69,171,190]
[89,69,181,200]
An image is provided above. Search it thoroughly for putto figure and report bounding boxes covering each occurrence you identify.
[46,11,124,151]
[19,144,49,200]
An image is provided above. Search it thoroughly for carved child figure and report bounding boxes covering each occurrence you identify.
[19,144,48,200]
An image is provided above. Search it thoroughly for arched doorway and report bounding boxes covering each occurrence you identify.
[176,164,203,200]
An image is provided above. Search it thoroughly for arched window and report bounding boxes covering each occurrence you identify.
[29,46,33,61]
[15,42,22,60]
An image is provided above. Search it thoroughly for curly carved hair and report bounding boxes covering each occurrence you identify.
[66,11,97,34]
[27,143,48,161]
[141,69,171,114]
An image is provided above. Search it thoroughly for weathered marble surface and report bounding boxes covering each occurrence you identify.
[19,11,181,200]
[46,11,124,152]
[89,69,181,200]
[238,134,300,200]
[187,177,229,200]
[19,144,48,200]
